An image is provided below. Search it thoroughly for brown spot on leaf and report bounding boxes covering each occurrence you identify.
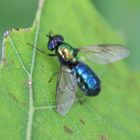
[99,134,108,140]
[79,119,85,125]
[11,95,18,102]
[10,94,26,107]
[64,125,73,135]
[11,60,14,64]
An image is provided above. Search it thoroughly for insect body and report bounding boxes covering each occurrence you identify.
[47,33,129,115]
[72,62,101,96]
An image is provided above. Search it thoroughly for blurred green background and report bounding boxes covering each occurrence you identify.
[0,0,140,70]
[0,0,38,44]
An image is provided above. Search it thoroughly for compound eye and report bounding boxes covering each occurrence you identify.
[48,41,54,50]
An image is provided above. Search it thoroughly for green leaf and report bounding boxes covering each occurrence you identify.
[0,0,140,140]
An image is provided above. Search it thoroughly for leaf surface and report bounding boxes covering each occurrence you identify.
[0,0,140,140]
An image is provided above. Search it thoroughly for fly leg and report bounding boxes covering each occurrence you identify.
[27,42,57,57]
[76,93,86,105]
[48,53,56,57]
[48,71,59,82]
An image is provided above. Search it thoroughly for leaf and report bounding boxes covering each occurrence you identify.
[0,0,140,140]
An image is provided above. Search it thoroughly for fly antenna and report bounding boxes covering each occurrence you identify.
[27,42,47,55]
[46,31,54,39]
[46,32,51,38]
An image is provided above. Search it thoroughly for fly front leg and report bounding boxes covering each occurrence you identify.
[48,53,56,57]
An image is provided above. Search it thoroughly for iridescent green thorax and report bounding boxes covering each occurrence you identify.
[56,43,78,64]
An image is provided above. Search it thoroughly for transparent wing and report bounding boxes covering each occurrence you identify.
[78,45,130,64]
[56,65,77,116]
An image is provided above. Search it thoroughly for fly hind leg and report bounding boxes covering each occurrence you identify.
[76,91,86,105]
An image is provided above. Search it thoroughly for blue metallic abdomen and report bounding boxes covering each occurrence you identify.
[72,62,101,96]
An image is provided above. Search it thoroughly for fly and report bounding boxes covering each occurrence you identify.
[46,33,129,115]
